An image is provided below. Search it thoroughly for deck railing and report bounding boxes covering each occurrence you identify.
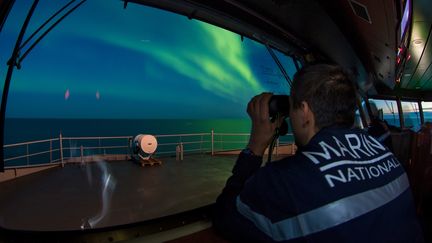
[3,131,294,169]
[3,138,61,168]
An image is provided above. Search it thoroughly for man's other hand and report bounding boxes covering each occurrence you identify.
[247,93,284,156]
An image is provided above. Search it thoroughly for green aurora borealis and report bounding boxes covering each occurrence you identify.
[0,0,296,119]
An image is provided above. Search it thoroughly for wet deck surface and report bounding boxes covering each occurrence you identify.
[0,154,238,231]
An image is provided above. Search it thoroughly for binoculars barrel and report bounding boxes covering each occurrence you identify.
[269,95,290,119]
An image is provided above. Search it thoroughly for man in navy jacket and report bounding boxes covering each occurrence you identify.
[213,64,423,242]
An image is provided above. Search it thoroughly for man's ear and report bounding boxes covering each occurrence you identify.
[300,101,309,123]
[300,101,315,127]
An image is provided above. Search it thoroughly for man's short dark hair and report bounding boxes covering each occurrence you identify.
[291,64,357,129]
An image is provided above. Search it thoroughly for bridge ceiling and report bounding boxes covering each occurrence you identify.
[126,0,371,92]
[398,0,432,92]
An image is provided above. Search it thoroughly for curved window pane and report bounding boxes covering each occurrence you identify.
[0,0,296,232]
[422,101,432,123]
[401,101,421,131]
[369,99,400,128]
[1,1,294,144]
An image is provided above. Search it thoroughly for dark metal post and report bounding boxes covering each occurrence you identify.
[293,57,301,71]
[0,0,16,33]
[396,97,405,129]
[18,0,87,64]
[265,43,293,86]
[364,98,373,120]
[418,100,424,125]
[0,0,39,171]
[19,0,77,50]
[356,95,368,128]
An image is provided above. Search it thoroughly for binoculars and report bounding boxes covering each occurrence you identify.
[269,95,290,120]
[268,95,290,136]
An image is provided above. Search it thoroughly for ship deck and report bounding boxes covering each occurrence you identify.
[0,154,239,231]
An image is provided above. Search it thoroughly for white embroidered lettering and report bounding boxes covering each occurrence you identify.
[302,141,341,164]
[345,134,371,158]
[325,170,347,188]
[365,135,386,152]
[360,134,376,155]
[333,136,356,158]
[347,168,361,182]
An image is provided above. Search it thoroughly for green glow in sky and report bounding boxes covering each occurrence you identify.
[0,0,294,118]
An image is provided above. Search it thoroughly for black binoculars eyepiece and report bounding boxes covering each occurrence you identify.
[268,95,290,136]
[269,95,290,120]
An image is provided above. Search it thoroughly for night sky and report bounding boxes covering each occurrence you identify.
[0,0,296,119]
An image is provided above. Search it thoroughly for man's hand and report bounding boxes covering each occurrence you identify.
[247,93,283,156]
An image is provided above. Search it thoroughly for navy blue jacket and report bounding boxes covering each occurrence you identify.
[214,126,423,242]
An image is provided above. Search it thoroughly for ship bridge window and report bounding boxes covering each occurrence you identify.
[0,0,297,145]
[0,0,297,232]
[368,99,400,128]
[421,102,432,123]
[401,101,421,131]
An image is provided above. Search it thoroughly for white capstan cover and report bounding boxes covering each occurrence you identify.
[134,134,158,154]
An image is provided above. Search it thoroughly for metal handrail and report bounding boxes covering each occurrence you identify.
[4,150,52,162]
[4,138,59,147]
[3,131,294,168]
[63,145,128,150]
[213,141,248,144]
[214,133,250,136]
[158,141,210,146]
[155,133,211,138]
[63,136,132,140]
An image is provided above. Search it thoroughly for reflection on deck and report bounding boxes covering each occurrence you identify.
[0,154,239,231]
[0,133,295,242]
